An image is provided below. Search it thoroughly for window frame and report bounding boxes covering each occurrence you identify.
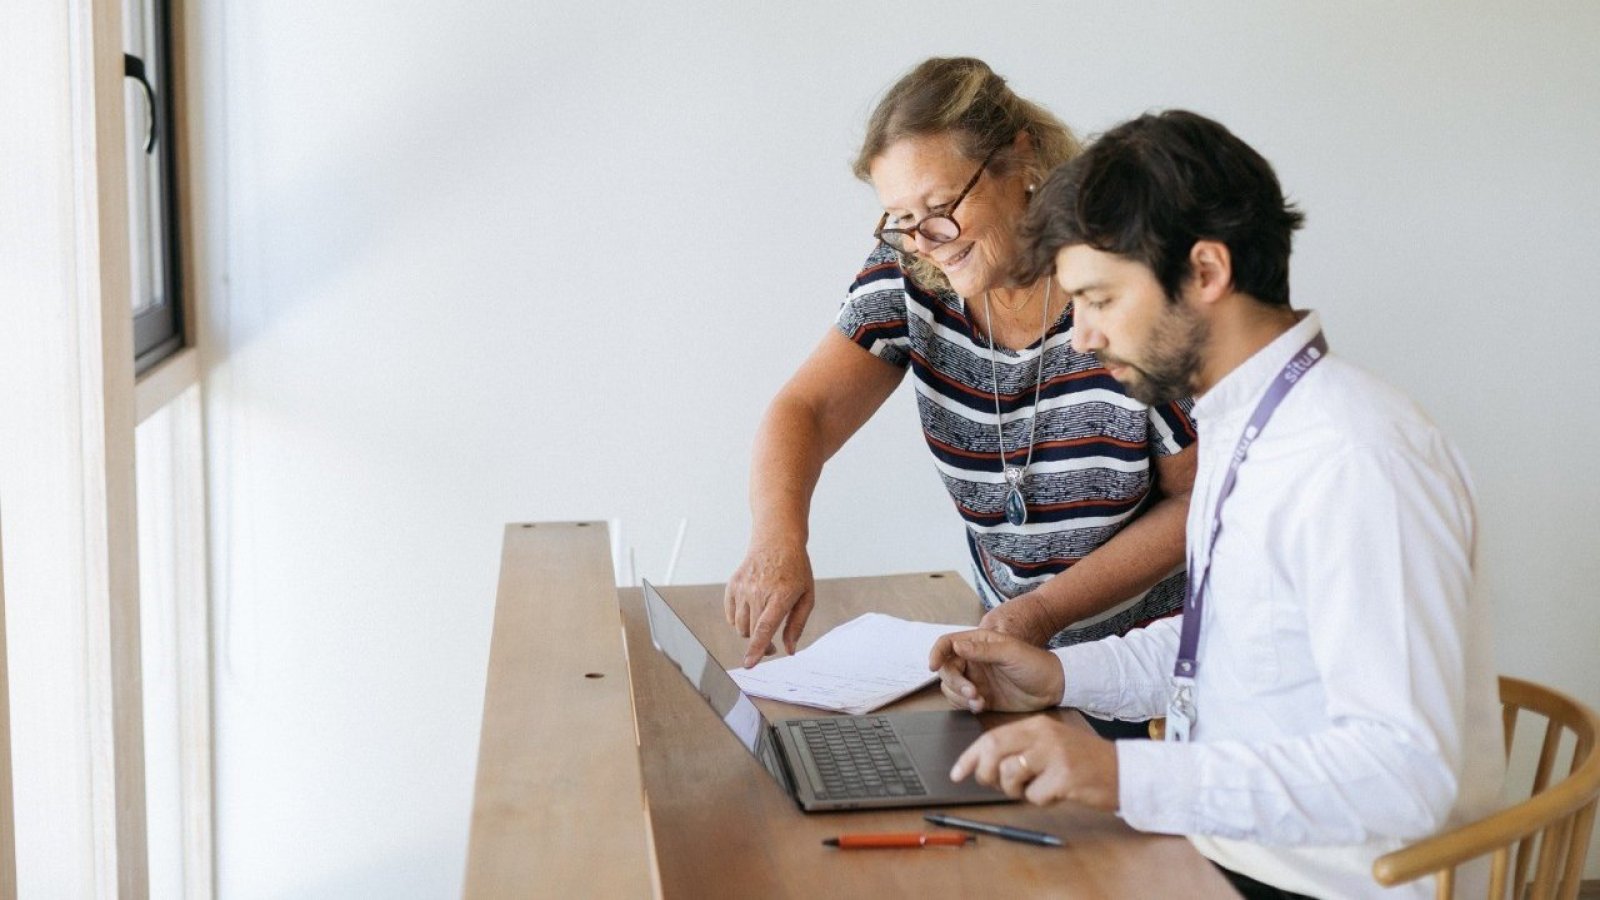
[130,0,184,375]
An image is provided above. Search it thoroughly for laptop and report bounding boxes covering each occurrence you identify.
[641,579,1010,812]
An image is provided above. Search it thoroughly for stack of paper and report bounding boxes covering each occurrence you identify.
[728,613,970,715]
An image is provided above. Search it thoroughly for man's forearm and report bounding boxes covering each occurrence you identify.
[1053,615,1180,719]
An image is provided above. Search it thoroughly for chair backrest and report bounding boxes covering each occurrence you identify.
[1372,675,1600,900]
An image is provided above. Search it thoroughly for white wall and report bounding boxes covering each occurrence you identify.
[196,3,1600,896]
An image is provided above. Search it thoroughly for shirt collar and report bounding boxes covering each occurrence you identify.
[1191,309,1323,424]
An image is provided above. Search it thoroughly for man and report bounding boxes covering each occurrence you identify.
[929,110,1502,899]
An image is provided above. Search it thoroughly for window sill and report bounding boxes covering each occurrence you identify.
[134,345,198,424]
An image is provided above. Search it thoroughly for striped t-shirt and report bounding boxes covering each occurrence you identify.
[836,246,1197,646]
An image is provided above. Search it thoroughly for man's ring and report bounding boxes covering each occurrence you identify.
[1015,754,1030,775]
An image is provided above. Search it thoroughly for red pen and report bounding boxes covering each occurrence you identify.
[822,833,975,849]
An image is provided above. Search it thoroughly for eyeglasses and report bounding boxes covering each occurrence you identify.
[873,144,1002,253]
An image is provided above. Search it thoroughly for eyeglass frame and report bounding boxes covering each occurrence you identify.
[872,143,1004,253]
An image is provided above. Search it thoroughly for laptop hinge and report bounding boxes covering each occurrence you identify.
[759,724,797,796]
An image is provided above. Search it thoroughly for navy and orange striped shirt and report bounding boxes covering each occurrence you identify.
[836,246,1197,646]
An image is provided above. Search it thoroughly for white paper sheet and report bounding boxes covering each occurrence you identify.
[727,613,970,715]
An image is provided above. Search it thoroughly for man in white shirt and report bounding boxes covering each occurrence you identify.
[929,110,1503,899]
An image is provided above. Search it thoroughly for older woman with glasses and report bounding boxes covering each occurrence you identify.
[725,57,1196,735]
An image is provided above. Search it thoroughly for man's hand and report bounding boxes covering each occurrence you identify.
[950,715,1119,811]
[979,593,1059,647]
[724,541,815,667]
[928,629,1065,713]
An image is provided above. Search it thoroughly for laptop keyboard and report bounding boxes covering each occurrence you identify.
[796,717,927,800]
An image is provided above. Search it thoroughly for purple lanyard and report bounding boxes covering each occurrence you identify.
[1173,331,1328,680]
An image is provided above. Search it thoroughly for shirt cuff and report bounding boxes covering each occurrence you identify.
[1054,641,1132,712]
[1115,738,1199,835]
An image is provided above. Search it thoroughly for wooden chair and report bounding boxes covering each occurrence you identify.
[1373,675,1600,899]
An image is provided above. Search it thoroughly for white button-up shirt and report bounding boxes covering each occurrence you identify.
[1054,311,1503,898]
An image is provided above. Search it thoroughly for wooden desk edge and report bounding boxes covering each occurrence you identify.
[463,522,660,899]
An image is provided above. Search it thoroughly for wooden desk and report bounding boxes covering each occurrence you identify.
[621,574,1237,899]
[464,523,657,898]
[464,522,1237,898]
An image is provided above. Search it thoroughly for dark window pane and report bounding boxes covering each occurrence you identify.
[125,0,183,375]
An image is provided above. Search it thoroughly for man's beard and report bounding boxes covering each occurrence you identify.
[1096,300,1206,406]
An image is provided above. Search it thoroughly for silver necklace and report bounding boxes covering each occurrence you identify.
[982,281,1053,527]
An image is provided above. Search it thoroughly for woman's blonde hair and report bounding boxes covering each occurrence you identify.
[854,57,1081,292]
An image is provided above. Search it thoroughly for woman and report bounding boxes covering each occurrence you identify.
[725,59,1196,721]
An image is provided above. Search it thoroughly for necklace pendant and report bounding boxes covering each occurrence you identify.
[983,284,1051,533]
[1004,485,1028,527]
[1003,466,1028,525]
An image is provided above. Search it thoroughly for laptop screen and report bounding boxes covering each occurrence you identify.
[641,581,787,783]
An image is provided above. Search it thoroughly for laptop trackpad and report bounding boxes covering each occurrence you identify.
[893,711,1010,801]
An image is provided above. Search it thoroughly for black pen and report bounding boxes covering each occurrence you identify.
[924,812,1064,847]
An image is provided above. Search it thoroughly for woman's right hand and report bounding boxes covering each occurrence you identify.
[728,329,904,668]
[725,541,815,668]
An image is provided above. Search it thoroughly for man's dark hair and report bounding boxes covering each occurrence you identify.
[1016,110,1305,306]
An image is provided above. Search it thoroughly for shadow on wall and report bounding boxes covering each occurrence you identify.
[211,4,551,361]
